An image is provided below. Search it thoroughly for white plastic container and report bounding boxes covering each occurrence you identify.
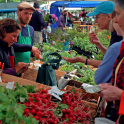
[58,75,70,90]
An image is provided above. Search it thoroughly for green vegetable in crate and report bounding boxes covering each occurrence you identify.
[14,82,36,103]
[60,64,75,72]
[0,85,38,124]
[73,66,96,85]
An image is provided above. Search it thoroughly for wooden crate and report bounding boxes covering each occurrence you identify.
[73,21,81,25]
[68,79,82,88]
[84,65,97,71]
[56,74,62,84]
[1,73,50,90]
[55,70,65,76]
[64,85,100,117]
[64,85,85,97]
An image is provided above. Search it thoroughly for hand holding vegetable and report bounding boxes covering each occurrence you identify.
[99,83,123,101]
[15,62,28,74]
[89,31,101,46]
[31,46,41,59]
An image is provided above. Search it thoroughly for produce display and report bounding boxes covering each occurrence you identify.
[0,82,95,124]
[32,25,111,86]
[33,43,96,85]
[0,25,109,124]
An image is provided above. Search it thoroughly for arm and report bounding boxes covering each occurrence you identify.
[13,43,32,52]
[3,68,17,76]
[89,31,107,54]
[38,12,48,27]
[96,42,107,54]
[13,43,41,59]
[2,62,29,76]
[62,57,101,68]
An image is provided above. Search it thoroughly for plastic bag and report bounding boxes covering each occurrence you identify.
[95,117,115,124]
[46,26,51,33]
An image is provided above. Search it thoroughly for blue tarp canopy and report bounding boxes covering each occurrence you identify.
[51,1,103,8]
[63,1,103,8]
[51,1,69,7]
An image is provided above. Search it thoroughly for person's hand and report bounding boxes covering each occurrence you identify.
[31,46,41,59]
[99,83,123,101]
[89,31,101,46]
[62,57,81,63]
[15,62,28,73]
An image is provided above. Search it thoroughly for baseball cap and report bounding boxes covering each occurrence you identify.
[86,1,114,16]
[17,2,35,11]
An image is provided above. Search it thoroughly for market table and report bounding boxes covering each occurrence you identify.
[73,21,81,25]
[79,25,98,32]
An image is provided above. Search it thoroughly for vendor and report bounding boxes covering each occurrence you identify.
[0,18,28,76]
[13,2,41,66]
[99,0,124,123]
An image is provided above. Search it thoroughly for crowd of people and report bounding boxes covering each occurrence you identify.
[57,9,92,31]
[0,0,124,123]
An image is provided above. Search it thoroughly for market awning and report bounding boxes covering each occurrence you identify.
[63,1,103,8]
[51,1,69,7]
[51,1,103,8]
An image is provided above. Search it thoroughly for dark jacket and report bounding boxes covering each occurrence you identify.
[58,15,65,27]
[110,31,123,46]
[0,39,16,76]
[29,10,48,31]
[0,39,15,68]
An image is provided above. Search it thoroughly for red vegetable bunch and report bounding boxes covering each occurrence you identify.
[23,89,59,124]
[61,89,91,124]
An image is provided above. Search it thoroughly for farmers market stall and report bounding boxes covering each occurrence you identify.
[0,12,112,123]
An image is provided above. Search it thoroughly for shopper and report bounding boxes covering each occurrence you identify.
[80,9,85,17]
[13,2,41,66]
[29,1,50,44]
[99,1,124,123]
[58,11,65,31]
[0,19,29,76]
[63,1,123,84]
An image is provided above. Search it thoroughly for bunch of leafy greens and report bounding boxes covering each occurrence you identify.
[0,82,38,124]
[73,65,96,85]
